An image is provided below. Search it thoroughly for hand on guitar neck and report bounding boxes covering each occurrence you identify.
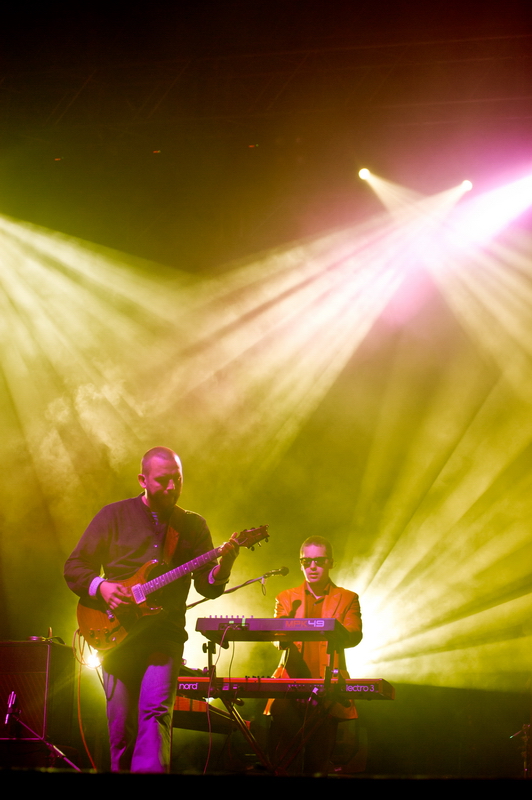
[211,532,241,584]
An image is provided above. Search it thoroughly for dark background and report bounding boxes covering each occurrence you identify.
[1,1,530,269]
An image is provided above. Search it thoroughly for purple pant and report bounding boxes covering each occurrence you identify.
[103,641,183,773]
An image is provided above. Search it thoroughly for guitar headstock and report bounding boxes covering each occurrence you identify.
[235,525,269,551]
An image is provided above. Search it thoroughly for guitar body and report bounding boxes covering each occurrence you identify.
[77,560,166,652]
[76,525,269,652]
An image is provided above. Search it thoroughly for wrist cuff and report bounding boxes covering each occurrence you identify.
[208,568,229,586]
[89,576,105,597]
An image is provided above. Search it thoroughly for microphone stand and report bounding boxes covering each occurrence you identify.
[3,692,81,771]
[186,568,288,610]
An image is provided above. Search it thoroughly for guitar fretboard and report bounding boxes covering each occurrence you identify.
[141,546,222,597]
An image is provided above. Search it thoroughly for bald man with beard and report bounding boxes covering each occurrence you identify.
[65,447,239,773]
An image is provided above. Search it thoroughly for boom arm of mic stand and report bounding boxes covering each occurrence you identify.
[186,569,288,610]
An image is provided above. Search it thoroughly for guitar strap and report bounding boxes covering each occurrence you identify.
[163,507,183,564]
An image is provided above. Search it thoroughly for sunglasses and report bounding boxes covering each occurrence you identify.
[300,557,329,567]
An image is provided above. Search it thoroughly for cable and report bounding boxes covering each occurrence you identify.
[71,629,101,770]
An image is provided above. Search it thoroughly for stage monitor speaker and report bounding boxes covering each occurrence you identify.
[0,641,74,743]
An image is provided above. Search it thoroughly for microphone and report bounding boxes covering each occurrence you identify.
[263,567,289,578]
[4,691,17,726]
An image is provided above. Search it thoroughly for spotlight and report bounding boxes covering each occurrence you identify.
[359,168,371,180]
[85,651,101,670]
[461,180,473,191]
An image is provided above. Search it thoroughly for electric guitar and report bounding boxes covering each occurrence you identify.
[77,525,269,651]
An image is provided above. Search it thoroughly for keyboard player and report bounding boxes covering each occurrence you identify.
[266,535,362,775]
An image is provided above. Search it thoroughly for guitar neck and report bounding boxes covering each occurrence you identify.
[141,546,222,597]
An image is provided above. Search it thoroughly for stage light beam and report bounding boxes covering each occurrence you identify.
[2,171,532,696]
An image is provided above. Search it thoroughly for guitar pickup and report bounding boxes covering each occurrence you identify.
[131,584,146,604]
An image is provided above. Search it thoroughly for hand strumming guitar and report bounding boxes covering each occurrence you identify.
[99,581,133,610]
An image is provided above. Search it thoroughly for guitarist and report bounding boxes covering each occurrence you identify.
[64,446,240,773]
